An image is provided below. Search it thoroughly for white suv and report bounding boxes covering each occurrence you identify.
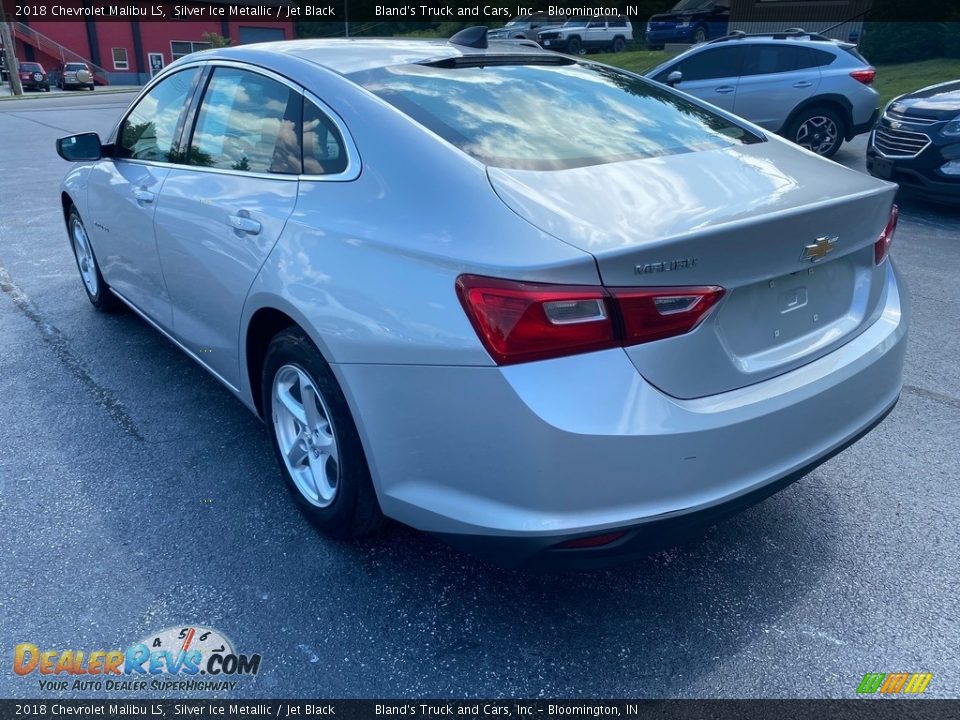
[537,18,633,54]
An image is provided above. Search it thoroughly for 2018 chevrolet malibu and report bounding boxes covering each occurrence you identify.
[56,30,908,568]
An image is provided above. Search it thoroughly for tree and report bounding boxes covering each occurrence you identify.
[200,32,233,48]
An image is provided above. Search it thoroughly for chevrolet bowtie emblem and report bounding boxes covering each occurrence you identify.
[801,236,838,263]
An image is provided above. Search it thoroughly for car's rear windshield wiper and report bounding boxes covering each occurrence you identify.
[420,55,577,69]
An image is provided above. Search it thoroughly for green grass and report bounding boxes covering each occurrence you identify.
[871,58,960,106]
[598,51,960,107]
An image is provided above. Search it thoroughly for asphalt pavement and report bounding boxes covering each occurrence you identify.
[0,91,958,699]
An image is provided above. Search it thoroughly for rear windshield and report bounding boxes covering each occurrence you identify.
[350,61,762,170]
[21,63,41,71]
[65,63,86,70]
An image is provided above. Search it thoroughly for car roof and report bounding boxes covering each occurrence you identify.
[198,37,552,76]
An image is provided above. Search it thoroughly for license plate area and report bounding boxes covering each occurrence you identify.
[871,155,894,179]
[716,258,857,368]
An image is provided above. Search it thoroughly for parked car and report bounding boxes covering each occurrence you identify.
[58,62,94,91]
[645,30,879,157]
[56,30,907,568]
[646,0,730,49]
[17,61,50,91]
[867,81,960,204]
[536,17,633,54]
[487,13,563,41]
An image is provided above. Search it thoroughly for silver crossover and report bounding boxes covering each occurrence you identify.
[645,31,881,157]
[57,32,908,568]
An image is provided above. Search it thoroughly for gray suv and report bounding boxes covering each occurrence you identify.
[645,31,880,157]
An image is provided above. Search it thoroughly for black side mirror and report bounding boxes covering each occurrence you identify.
[56,132,103,162]
[667,70,683,87]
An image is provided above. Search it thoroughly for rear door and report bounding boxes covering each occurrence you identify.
[733,44,821,130]
[657,45,744,112]
[153,65,303,389]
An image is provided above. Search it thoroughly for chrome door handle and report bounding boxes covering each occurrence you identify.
[793,81,813,88]
[133,188,155,203]
[228,214,262,235]
[715,86,735,94]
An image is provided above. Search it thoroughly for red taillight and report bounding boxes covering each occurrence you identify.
[610,286,726,346]
[456,275,725,365]
[874,204,899,265]
[850,68,876,85]
[456,276,617,365]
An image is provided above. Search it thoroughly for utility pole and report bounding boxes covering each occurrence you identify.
[344,0,349,37]
[1,19,23,96]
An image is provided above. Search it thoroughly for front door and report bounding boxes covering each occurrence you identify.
[666,45,744,112]
[154,66,302,388]
[85,67,199,328]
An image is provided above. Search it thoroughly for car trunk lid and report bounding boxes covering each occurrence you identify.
[488,141,897,398]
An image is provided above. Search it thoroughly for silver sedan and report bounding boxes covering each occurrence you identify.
[56,31,908,568]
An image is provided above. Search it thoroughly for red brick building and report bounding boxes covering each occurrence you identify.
[9,16,294,86]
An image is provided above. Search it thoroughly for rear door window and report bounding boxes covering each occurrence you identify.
[740,45,807,76]
[187,67,302,175]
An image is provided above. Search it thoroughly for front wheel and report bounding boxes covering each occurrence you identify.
[67,208,119,312]
[566,37,582,55]
[693,26,708,43]
[788,107,845,157]
[262,328,383,539]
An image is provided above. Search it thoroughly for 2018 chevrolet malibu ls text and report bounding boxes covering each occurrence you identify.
[57,30,908,568]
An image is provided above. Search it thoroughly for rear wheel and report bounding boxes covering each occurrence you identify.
[788,106,845,157]
[262,328,383,539]
[567,36,582,54]
[611,37,626,52]
[67,208,119,312]
[88,83,95,91]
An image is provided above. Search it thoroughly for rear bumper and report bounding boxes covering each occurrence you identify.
[849,107,880,139]
[438,396,899,570]
[336,262,908,568]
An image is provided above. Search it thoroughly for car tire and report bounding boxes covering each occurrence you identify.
[567,37,582,55]
[67,207,120,312]
[693,26,708,43]
[787,106,846,158]
[262,327,384,540]
[89,84,95,91]
[612,37,626,52]
[44,84,50,92]
[647,44,664,51]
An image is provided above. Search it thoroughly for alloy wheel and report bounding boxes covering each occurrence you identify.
[796,116,839,156]
[71,218,99,297]
[271,364,340,508]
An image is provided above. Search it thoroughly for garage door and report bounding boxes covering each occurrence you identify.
[238,26,286,44]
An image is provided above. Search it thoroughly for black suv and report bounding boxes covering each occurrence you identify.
[867,81,960,204]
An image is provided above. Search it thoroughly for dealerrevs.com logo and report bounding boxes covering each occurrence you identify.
[14,626,261,692]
